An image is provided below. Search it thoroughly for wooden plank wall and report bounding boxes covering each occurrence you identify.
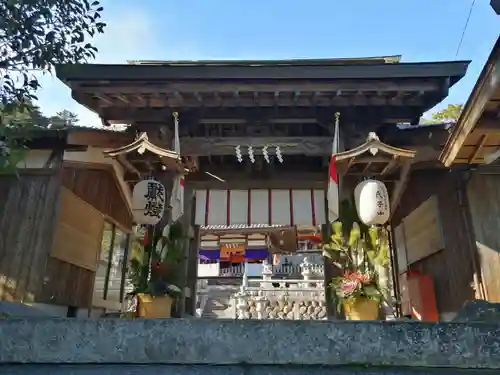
[0,172,61,303]
[61,167,133,229]
[466,172,500,302]
[392,169,479,314]
[40,166,134,308]
[0,166,134,309]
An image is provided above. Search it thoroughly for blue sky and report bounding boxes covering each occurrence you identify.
[37,0,499,125]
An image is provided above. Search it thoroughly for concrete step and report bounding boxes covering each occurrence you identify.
[0,319,497,374]
[0,364,494,375]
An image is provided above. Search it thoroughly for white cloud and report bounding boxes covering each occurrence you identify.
[36,5,166,127]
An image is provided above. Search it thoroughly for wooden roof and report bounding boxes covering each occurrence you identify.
[127,55,404,65]
[336,132,416,176]
[102,132,187,176]
[55,58,470,125]
[440,37,500,166]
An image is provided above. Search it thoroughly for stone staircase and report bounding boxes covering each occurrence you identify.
[201,296,233,318]
[199,283,239,319]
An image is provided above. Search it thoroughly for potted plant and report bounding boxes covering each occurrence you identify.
[127,222,185,318]
[323,220,389,320]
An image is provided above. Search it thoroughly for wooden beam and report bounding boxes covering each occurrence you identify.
[67,131,132,148]
[472,118,500,135]
[381,156,399,175]
[180,137,439,161]
[440,38,500,167]
[111,159,134,217]
[117,154,141,177]
[180,136,332,156]
[186,177,327,190]
[99,106,421,124]
[468,134,489,163]
[95,94,114,105]
[62,160,111,170]
[390,160,412,217]
[80,80,440,94]
[98,94,426,109]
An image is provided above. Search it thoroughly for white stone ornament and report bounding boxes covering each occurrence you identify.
[354,179,390,226]
[132,179,166,225]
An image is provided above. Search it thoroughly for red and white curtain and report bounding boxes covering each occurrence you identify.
[194,188,326,227]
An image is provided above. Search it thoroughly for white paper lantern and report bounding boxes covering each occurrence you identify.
[132,179,166,225]
[354,179,390,225]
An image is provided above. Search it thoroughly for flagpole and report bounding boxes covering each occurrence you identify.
[333,112,340,156]
[327,113,341,223]
[172,112,180,152]
[325,112,341,319]
[334,111,340,223]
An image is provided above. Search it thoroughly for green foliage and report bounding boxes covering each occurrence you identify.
[1,0,106,106]
[0,103,79,171]
[324,221,390,310]
[1,103,49,128]
[129,222,186,298]
[420,104,464,124]
[50,110,79,127]
[1,0,105,169]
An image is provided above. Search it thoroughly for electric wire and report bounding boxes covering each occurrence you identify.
[455,0,476,57]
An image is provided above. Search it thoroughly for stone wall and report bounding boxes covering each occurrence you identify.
[0,319,500,374]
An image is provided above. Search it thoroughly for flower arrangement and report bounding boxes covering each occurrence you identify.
[331,270,380,304]
[128,221,185,299]
[323,219,389,314]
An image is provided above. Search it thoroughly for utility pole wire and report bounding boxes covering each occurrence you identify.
[455,0,476,58]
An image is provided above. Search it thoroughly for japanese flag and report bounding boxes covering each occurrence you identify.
[327,113,340,222]
[170,113,184,222]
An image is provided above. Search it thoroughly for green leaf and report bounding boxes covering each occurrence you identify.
[348,222,361,247]
[332,221,342,234]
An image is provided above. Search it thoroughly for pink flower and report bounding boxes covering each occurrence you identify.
[345,270,372,284]
[341,279,360,295]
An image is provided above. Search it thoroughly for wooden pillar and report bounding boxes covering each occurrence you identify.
[178,185,194,316]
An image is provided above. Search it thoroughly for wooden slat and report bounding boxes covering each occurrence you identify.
[51,188,104,271]
[391,169,478,313]
[403,195,445,265]
[466,173,500,302]
[62,167,133,230]
[0,173,61,302]
[394,223,407,275]
[0,172,99,308]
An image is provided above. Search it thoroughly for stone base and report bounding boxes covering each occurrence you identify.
[0,365,497,375]
[0,302,56,318]
[453,300,500,322]
[0,319,499,371]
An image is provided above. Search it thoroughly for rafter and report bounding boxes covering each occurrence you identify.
[78,80,441,95]
[390,159,413,217]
